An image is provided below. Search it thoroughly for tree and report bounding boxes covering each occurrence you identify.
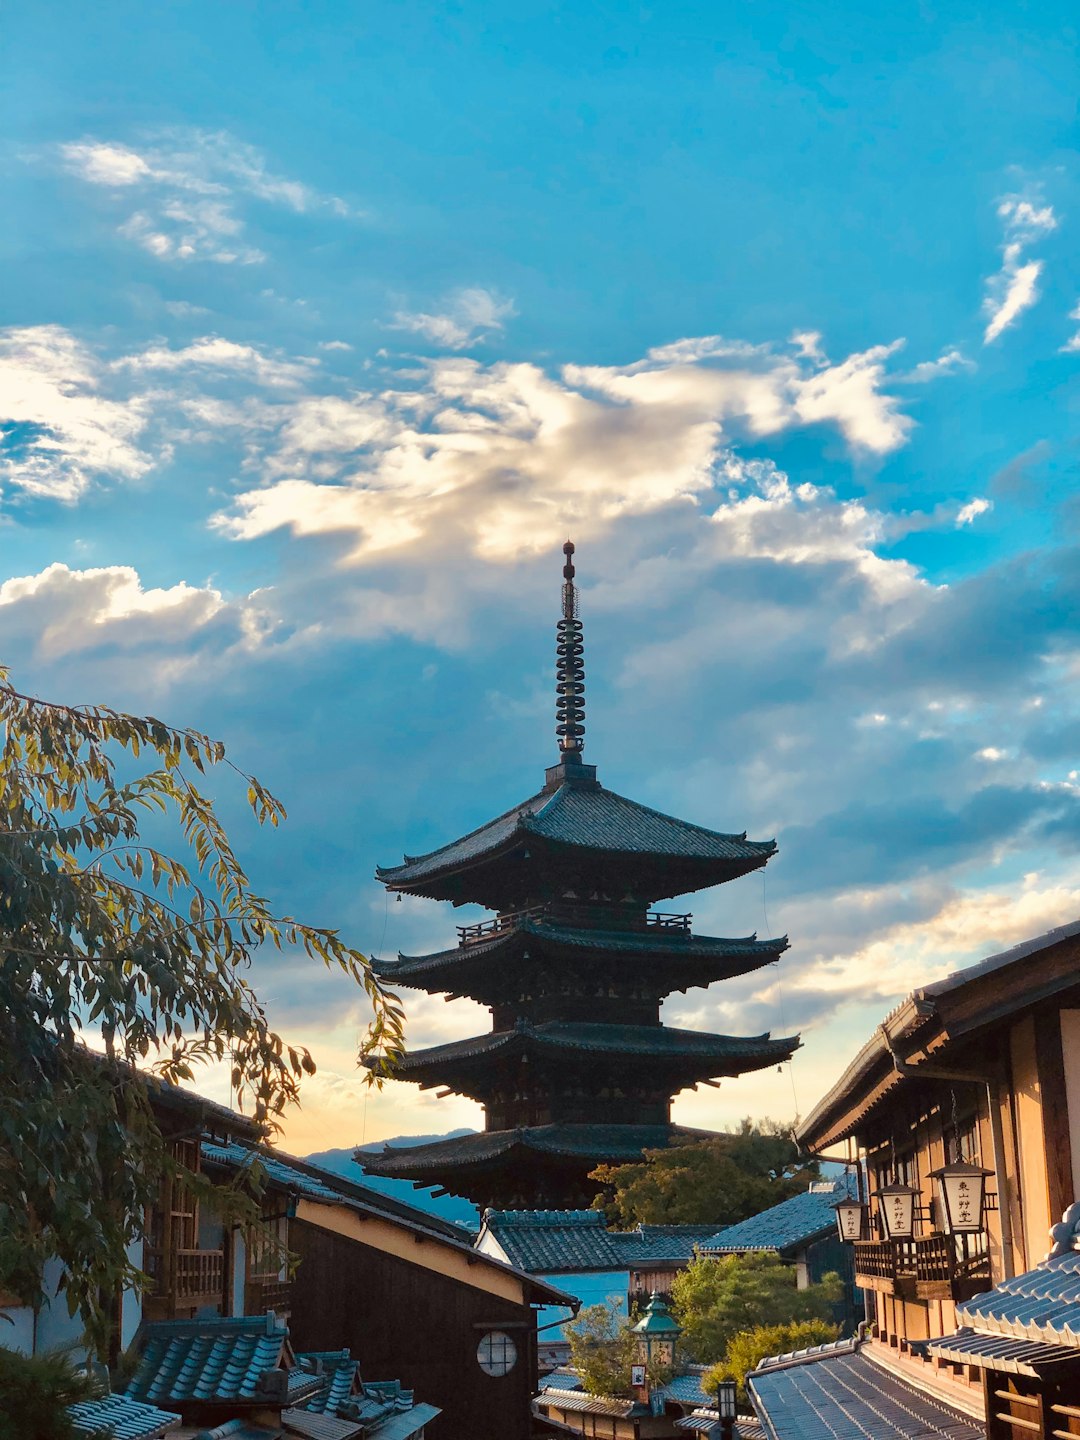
[0,1345,107,1440]
[590,1120,818,1227]
[670,1253,842,1365]
[701,1318,840,1401]
[566,1303,639,1398]
[0,672,405,1357]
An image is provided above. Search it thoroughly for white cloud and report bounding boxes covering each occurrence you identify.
[0,326,151,500]
[116,335,315,388]
[1061,301,1080,354]
[983,193,1057,345]
[389,288,516,350]
[57,130,353,265]
[901,347,976,383]
[956,496,992,525]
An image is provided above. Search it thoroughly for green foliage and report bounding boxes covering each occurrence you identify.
[671,1253,842,1365]
[702,1318,840,1399]
[566,1303,639,1398]
[590,1119,818,1227]
[0,672,405,1356]
[0,1345,107,1440]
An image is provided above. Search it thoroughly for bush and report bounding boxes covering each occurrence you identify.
[566,1303,639,1398]
[702,1318,840,1400]
[0,1345,107,1440]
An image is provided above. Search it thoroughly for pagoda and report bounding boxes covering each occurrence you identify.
[361,542,798,1208]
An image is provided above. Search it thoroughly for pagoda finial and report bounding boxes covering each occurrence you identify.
[556,539,585,760]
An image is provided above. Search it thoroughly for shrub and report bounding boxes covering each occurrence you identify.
[702,1318,841,1401]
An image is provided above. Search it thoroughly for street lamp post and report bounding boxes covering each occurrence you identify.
[715,1376,737,1440]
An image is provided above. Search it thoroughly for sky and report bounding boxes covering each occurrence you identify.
[4,1,1080,1160]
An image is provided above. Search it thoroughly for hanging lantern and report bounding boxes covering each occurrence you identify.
[930,1160,992,1234]
[875,1181,918,1239]
[833,1194,869,1243]
[631,1293,681,1372]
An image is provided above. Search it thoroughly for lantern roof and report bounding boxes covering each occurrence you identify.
[631,1293,682,1337]
[929,1160,993,1179]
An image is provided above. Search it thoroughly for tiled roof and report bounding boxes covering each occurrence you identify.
[747,1342,983,1440]
[927,1328,1080,1377]
[944,1247,1080,1345]
[705,1176,859,1254]
[384,1021,798,1074]
[539,1368,587,1392]
[484,1209,624,1270]
[68,1394,180,1440]
[656,1372,710,1405]
[378,923,786,979]
[283,1410,364,1440]
[202,1139,575,1309]
[377,781,775,885]
[481,1209,716,1272]
[295,1351,360,1414]
[364,1122,715,1176]
[364,1404,441,1439]
[126,1315,311,1408]
[535,1388,640,1418]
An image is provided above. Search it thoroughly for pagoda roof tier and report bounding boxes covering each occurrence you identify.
[375,772,776,909]
[360,1122,716,1180]
[362,1020,798,1098]
[373,921,787,1001]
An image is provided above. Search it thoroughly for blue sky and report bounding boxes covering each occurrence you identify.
[4,1,1080,1155]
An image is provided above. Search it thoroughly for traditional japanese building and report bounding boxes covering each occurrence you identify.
[363,542,799,1208]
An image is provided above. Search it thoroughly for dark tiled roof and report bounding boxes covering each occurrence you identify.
[68,1394,180,1440]
[383,1021,798,1075]
[927,1328,1080,1377]
[481,1209,715,1272]
[747,1343,983,1440]
[656,1372,710,1405]
[378,923,786,980]
[283,1410,364,1440]
[127,1315,302,1408]
[364,1122,715,1176]
[202,1139,575,1309]
[295,1351,360,1414]
[705,1176,859,1254]
[948,1247,1080,1344]
[364,1404,441,1439]
[201,1140,473,1244]
[377,782,775,885]
[538,1368,587,1392]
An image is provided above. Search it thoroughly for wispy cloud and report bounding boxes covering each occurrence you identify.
[1061,301,1080,354]
[983,192,1058,345]
[57,130,353,265]
[389,287,516,349]
[900,347,976,383]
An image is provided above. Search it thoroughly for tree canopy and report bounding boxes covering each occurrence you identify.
[565,1303,639,1399]
[671,1253,842,1365]
[701,1318,840,1399]
[590,1120,818,1227]
[0,672,405,1356]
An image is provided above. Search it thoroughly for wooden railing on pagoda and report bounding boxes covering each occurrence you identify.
[854,1234,990,1301]
[457,904,692,947]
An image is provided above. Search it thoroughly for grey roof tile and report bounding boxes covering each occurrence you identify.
[68,1394,180,1440]
[377,782,775,885]
[748,1345,983,1440]
[366,1122,714,1176]
[127,1316,291,1407]
[705,1177,859,1254]
[927,1328,1080,1377]
[954,1249,1080,1344]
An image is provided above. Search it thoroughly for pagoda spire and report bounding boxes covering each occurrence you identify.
[555,540,586,760]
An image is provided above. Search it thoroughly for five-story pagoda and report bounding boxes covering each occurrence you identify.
[362,543,798,1208]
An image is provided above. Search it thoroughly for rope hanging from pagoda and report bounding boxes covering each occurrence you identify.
[555,539,585,757]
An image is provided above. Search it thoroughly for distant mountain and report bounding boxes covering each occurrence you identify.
[304,1131,481,1230]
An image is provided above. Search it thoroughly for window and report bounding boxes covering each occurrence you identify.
[477,1330,517,1377]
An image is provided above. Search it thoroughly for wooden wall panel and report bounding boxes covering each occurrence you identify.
[288,1219,539,1440]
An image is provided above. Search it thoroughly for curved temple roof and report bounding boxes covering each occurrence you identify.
[373,921,787,990]
[363,1019,799,1086]
[376,779,776,897]
[360,1122,717,1178]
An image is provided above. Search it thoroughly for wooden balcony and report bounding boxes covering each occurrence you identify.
[174,1248,226,1307]
[854,1234,990,1301]
[457,904,692,947]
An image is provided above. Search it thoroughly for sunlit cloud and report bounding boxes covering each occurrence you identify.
[983,192,1058,345]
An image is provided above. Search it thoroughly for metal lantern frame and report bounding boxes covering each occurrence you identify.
[630,1293,682,1372]
[929,1159,993,1235]
[833,1195,869,1243]
[874,1180,919,1240]
[715,1378,738,1419]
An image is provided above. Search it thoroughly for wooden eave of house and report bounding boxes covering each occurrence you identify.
[797,919,1080,1152]
[203,1139,578,1313]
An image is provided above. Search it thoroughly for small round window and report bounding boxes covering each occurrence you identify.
[477,1329,517,1377]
